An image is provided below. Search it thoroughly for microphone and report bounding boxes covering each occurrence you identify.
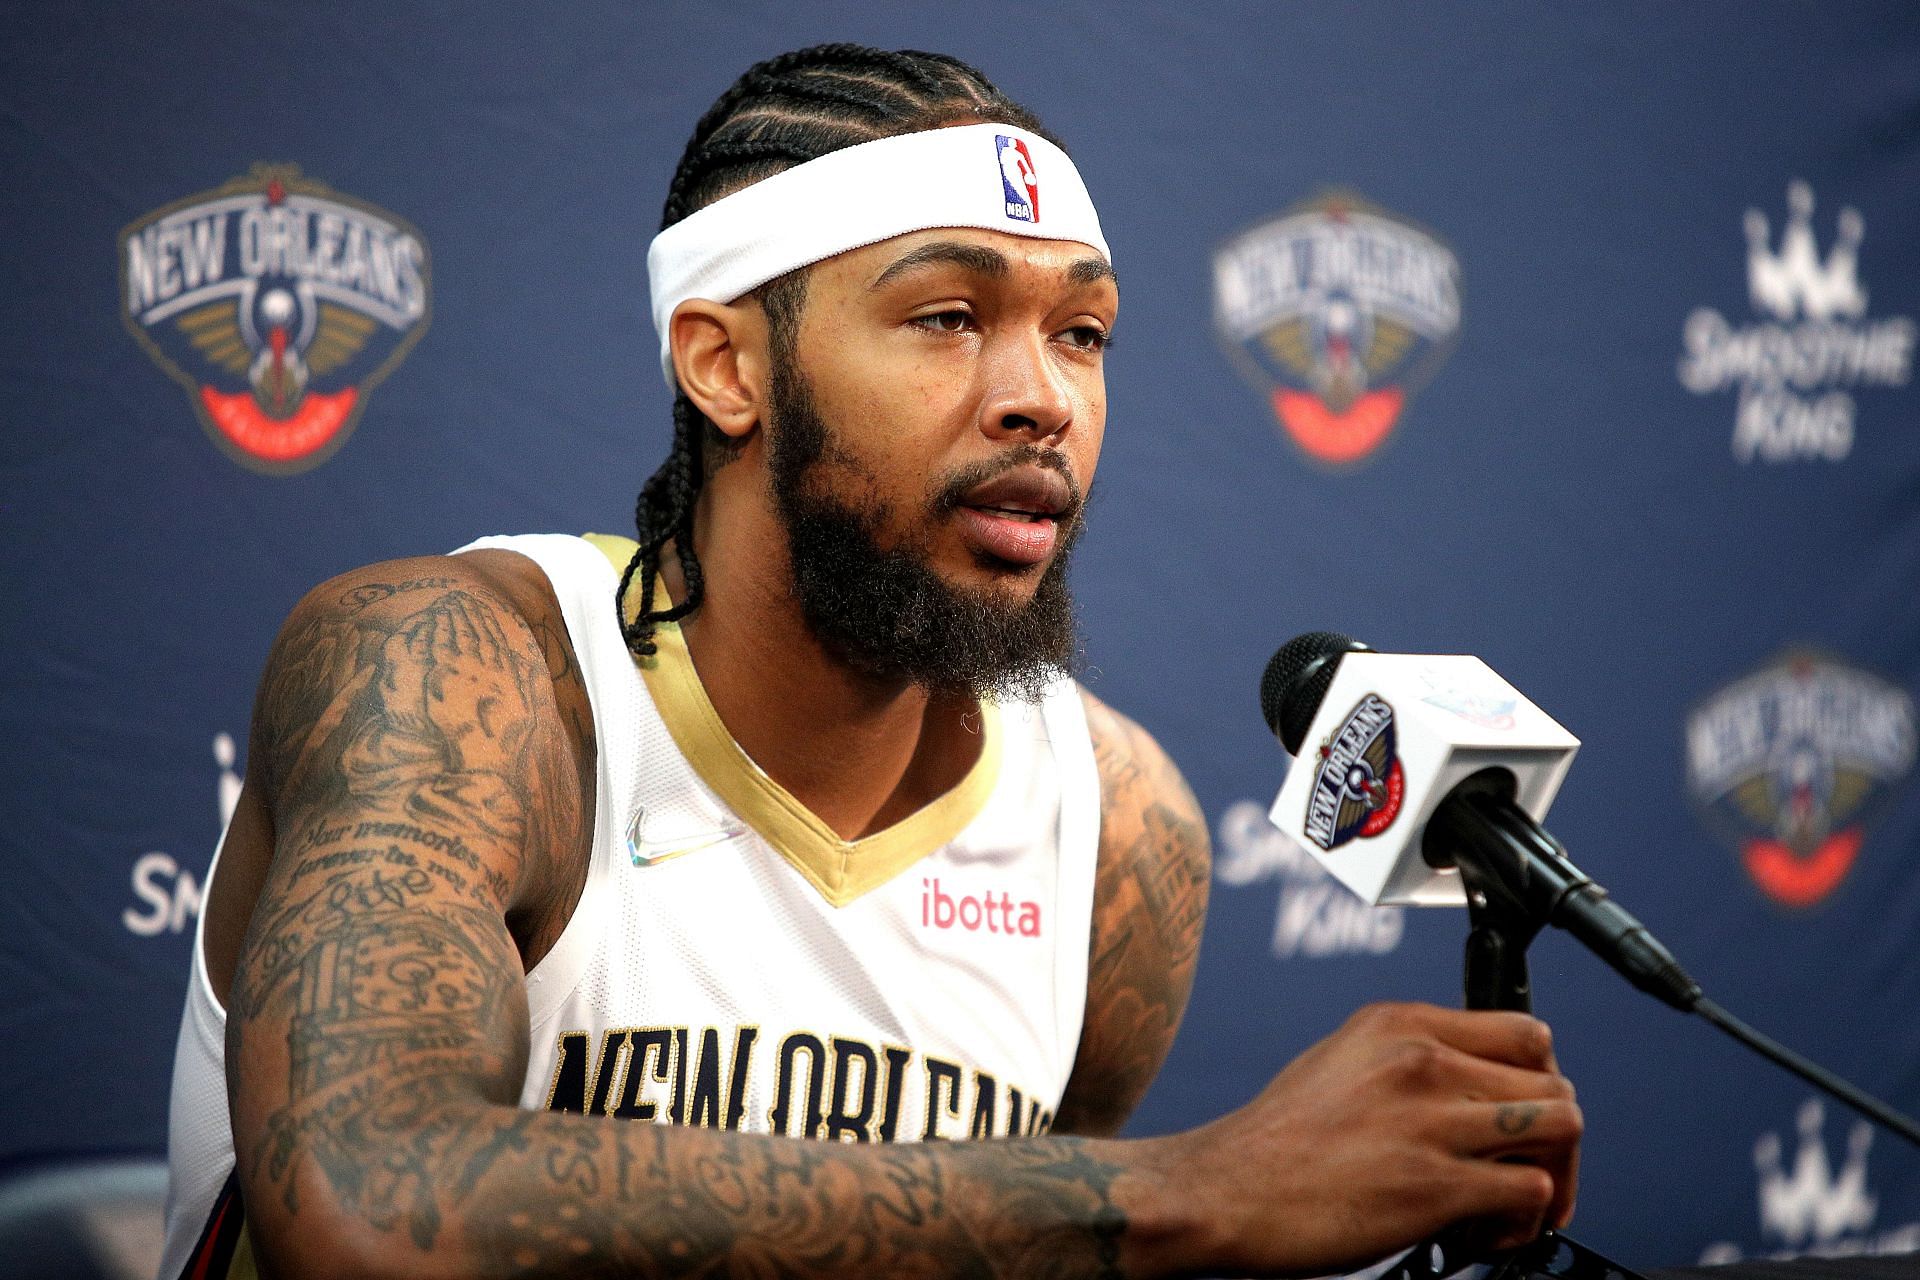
[1261,631,1920,1150]
[1260,632,1700,1011]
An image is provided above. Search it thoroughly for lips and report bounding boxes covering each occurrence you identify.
[952,466,1075,567]
[958,467,1072,520]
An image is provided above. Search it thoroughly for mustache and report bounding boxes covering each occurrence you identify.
[931,446,1087,524]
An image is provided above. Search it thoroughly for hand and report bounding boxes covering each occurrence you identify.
[342,590,541,802]
[402,591,539,770]
[1141,1002,1581,1278]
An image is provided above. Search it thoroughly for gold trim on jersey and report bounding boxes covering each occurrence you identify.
[584,533,1003,908]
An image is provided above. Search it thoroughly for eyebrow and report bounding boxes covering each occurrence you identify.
[869,239,1118,291]
[870,241,1008,289]
[1068,256,1118,288]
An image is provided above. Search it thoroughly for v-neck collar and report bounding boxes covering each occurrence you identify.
[587,533,1003,907]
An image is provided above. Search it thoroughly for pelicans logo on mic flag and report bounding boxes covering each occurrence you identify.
[1686,653,1916,908]
[996,134,1039,223]
[119,163,431,474]
[1213,191,1460,465]
[1304,694,1406,851]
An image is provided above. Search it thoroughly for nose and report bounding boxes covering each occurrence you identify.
[979,331,1074,443]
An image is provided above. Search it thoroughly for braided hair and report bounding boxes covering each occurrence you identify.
[619,43,1060,656]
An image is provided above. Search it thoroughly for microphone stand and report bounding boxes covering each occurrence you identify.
[1378,844,1647,1280]
[1260,635,1920,1275]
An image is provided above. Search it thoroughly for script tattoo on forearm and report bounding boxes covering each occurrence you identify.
[227,572,1141,1277]
[460,1123,1129,1278]
[1055,696,1211,1137]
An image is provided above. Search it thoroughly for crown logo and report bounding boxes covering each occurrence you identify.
[1753,1099,1877,1247]
[1744,181,1867,323]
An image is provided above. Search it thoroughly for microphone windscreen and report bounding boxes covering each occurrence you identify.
[1260,631,1368,754]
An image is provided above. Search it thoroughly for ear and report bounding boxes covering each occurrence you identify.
[668,299,770,441]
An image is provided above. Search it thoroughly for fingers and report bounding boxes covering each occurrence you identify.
[1432,1099,1581,1252]
[1547,1134,1580,1231]
[1440,1158,1560,1252]
[381,627,412,695]
[444,591,497,662]
[434,593,475,658]
[402,603,444,679]
[1416,1006,1557,1071]
[473,595,515,662]
[1381,1037,1574,1108]
[1345,1002,1556,1072]
[433,591,521,671]
[379,625,431,729]
[1347,1004,1581,1244]
[1434,1098,1583,1161]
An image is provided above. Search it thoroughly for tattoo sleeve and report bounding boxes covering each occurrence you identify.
[224,563,1161,1280]
[1053,692,1212,1138]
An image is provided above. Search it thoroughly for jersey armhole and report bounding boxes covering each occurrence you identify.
[452,534,640,1031]
[1040,680,1100,1094]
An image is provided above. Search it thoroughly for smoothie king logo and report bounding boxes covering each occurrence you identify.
[1213,191,1461,465]
[1686,653,1915,908]
[123,731,242,938]
[1699,1099,1920,1263]
[1677,181,1914,463]
[1215,800,1406,961]
[120,163,432,474]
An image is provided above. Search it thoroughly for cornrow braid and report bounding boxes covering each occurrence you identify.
[744,72,903,121]
[621,44,1061,656]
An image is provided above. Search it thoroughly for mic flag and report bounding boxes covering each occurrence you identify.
[1266,650,1580,907]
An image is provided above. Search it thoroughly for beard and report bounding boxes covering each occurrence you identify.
[763,354,1085,703]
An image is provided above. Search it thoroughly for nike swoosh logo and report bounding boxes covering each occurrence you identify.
[626,808,744,867]
[629,830,740,867]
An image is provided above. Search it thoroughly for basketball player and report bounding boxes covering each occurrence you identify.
[158,44,1581,1279]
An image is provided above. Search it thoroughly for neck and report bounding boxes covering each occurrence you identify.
[654,512,983,843]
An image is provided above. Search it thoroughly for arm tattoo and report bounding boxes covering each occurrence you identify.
[462,1125,1129,1278]
[226,569,1143,1278]
[1055,694,1211,1137]
[232,575,567,1244]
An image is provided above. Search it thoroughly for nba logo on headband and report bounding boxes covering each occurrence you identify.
[996,134,1039,223]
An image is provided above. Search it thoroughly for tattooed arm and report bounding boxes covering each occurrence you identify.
[1055,691,1211,1138]
[224,559,1582,1279]
[224,559,1174,1280]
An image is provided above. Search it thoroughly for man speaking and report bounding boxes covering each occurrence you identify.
[158,43,1581,1279]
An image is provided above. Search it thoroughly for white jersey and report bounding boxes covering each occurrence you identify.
[158,532,1102,1279]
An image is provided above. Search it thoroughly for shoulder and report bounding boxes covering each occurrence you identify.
[259,553,566,756]
[1052,687,1211,1136]
[1079,687,1210,884]
[270,549,566,652]
[253,550,595,902]
[262,548,587,719]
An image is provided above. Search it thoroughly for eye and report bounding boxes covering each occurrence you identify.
[1061,324,1112,352]
[912,309,974,334]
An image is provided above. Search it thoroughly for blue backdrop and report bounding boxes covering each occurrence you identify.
[4,2,1918,1267]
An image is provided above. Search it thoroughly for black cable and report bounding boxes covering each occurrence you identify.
[1692,995,1920,1147]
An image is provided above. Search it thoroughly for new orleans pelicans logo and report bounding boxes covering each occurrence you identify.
[1304,693,1406,851]
[1213,191,1461,465]
[1687,653,1915,908]
[120,163,431,474]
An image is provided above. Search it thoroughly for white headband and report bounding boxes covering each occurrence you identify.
[646,122,1110,387]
